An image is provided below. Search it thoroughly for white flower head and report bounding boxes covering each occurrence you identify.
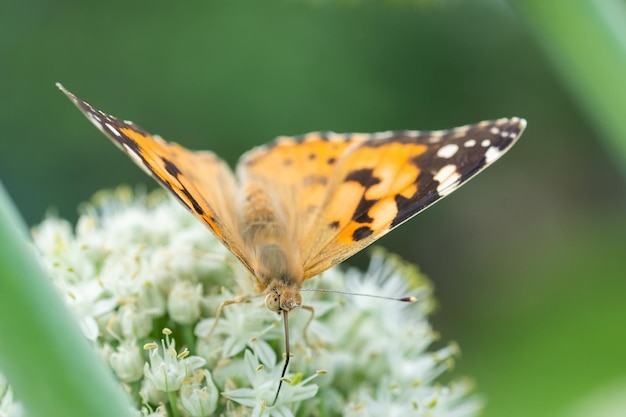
[143,329,206,393]
[24,188,482,416]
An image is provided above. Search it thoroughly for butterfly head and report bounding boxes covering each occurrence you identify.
[264,282,302,314]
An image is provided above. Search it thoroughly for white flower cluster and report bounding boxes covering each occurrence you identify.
[1,187,482,416]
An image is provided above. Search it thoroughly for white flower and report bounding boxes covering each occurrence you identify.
[168,281,203,325]
[0,377,23,417]
[180,370,219,417]
[116,304,155,340]
[132,403,168,417]
[143,330,206,393]
[106,340,145,383]
[139,378,168,406]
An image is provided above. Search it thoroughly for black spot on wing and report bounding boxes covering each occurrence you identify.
[329,220,340,229]
[345,168,380,188]
[344,168,381,223]
[391,183,439,227]
[162,157,181,177]
[352,196,376,223]
[179,187,205,215]
[352,226,373,241]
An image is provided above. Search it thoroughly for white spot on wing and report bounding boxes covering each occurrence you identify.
[490,126,500,135]
[481,139,491,147]
[87,113,103,130]
[437,144,459,159]
[105,122,121,137]
[485,146,502,164]
[464,139,476,147]
[434,164,461,196]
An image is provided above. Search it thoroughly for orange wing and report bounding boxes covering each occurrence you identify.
[57,84,253,274]
[238,119,525,280]
[298,119,526,278]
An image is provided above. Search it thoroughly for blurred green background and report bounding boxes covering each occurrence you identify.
[1,1,625,416]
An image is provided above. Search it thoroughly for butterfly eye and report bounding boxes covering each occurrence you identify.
[283,292,302,311]
[265,292,281,312]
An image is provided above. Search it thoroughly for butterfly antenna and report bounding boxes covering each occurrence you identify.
[272,310,290,406]
[302,287,420,303]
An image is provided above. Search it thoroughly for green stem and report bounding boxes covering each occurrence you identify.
[168,390,180,417]
[181,324,195,351]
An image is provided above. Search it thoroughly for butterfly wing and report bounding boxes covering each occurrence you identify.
[238,132,370,244]
[297,118,527,278]
[57,84,253,273]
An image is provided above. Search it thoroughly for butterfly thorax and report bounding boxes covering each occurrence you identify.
[240,182,304,313]
[255,244,304,314]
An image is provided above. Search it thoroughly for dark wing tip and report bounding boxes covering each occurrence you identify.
[56,83,96,115]
[505,116,527,135]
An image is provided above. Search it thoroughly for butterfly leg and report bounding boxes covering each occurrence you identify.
[206,295,252,339]
[301,305,316,349]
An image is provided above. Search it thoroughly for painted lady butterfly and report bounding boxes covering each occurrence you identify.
[57,83,525,401]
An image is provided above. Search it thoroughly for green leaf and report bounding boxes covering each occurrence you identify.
[514,0,626,174]
[0,182,134,417]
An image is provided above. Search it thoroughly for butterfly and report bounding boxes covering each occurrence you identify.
[57,83,526,402]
